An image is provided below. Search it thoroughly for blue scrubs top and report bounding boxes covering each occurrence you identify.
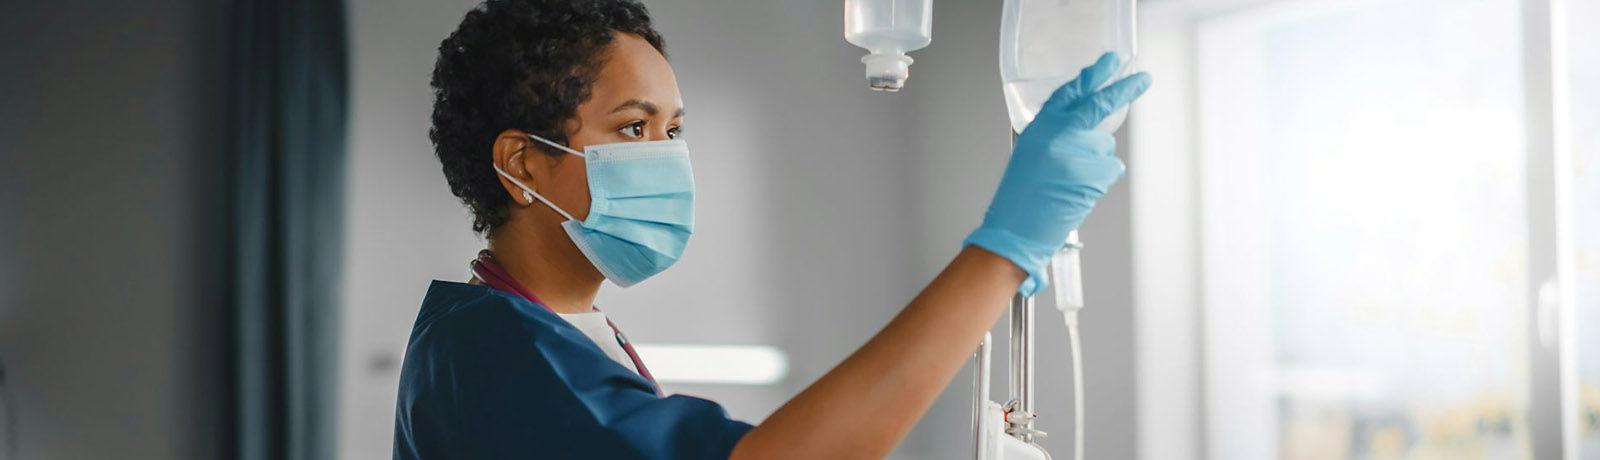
[394,281,753,459]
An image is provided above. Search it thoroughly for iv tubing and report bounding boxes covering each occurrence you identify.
[1065,312,1083,460]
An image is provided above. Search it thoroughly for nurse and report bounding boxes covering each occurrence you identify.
[392,0,1151,459]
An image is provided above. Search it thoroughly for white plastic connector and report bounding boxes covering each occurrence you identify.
[1050,231,1085,460]
[980,400,1052,460]
[861,52,914,91]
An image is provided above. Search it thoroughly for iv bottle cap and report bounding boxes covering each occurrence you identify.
[861,52,913,91]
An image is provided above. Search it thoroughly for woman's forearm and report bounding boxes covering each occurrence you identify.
[730,246,1024,460]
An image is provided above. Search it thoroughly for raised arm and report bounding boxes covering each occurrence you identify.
[730,53,1152,460]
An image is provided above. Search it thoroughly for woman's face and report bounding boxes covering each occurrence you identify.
[532,32,684,223]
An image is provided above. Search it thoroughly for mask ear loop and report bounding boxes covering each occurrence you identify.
[492,149,579,222]
[523,132,587,157]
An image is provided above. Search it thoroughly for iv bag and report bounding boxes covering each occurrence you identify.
[845,0,932,91]
[999,0,1137,134]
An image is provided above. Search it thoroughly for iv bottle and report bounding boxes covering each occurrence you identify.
[844,0,932,92]
[999,0,1137,133]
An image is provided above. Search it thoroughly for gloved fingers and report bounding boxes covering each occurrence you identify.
[1061,71,1152,131]
[1059,148,1127,186]
[1046,128,1117,158]
[1043,52,1122,112]
[1102,153,1128,180]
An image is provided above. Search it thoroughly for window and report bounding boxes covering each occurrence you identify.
[1195,0,1534,457]
[1565,0,1600,456]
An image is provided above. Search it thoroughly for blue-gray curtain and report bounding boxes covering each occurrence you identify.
[224,0,348,459]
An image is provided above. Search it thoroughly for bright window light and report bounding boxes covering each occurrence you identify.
[1196,0,1531,457]
[633,344,788,385]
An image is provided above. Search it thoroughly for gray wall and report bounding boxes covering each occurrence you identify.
[0,0,228,459]
[340,0,924,457]
[342,1,1142,459]
[900,0,1141,457]
[0,0,1143,459]
[0,0,1144,459]
[341,1,1141,459]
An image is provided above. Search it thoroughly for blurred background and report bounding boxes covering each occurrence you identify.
[1,0,1596,459]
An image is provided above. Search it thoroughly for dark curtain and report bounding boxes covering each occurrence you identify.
[223,0,348,459]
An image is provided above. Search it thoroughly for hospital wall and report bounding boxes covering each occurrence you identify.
[897,0,1142,457]
[0,0,1152,459]
[0,0,230,459]
[338,0,928,458]
[336,1,1145,460]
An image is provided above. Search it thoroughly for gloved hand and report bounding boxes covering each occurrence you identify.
[965,52,1152,296]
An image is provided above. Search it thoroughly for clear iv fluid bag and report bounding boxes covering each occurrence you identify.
[1000,0,1137,133]
[845,0,932,91]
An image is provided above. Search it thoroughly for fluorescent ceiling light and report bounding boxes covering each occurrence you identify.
[633,344,788,385]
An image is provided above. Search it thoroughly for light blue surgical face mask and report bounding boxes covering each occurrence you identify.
[493,133,695,287]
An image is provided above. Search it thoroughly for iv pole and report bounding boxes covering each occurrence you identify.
[1008,291,1037,442]
[1005,129,1041,442]
[842,2,1116,456]
[970,131,1085,460]
[978,231,1081,459]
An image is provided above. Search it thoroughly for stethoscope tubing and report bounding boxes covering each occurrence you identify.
[469,250,662,396]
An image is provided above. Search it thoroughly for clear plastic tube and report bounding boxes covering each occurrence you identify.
[1054,237,1085,460]
[1066,314,1083,460]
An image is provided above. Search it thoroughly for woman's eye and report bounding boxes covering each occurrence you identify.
[667,126,682,139]
[619,122,645,139]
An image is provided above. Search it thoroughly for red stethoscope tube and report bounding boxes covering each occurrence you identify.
[469,250,662,396]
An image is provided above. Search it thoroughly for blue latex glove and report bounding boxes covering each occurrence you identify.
[965,52,1152,296]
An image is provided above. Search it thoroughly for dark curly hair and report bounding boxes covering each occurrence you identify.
[430,0,666,234]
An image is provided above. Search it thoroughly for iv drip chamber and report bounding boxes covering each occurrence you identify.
[845,0,932,91]
[1000,0,1138,133]
[1050,234,1085,313]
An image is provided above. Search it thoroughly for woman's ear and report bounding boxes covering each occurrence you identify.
[492,129,535,206]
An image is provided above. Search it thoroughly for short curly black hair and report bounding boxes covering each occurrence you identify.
[431,0,666,234]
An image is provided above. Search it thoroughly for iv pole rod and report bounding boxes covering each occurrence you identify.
[1005,129,1049,444]
[1006,229,1079,446]
[1005,130,1034,441]
[1002,112,1093,438]
[1008,292,1036,440]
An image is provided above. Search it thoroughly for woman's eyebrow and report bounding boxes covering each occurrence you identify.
[610,99,658,115]
[610,99,686,118]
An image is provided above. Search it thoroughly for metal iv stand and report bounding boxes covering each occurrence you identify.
[1005,126,1042,441]
[973,132,1086,460]
[971,259,1065,459]
[973,234,1080,460]
[1007,280,1042,442]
